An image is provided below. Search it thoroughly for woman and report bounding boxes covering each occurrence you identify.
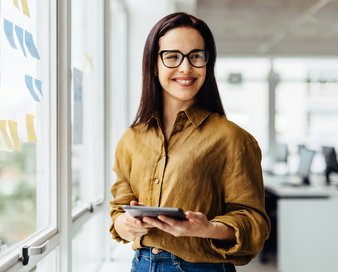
[110,12,270,272]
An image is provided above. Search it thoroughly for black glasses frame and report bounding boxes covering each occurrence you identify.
[159,49,209,68]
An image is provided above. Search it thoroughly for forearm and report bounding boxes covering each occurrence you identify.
[208,222,235,241]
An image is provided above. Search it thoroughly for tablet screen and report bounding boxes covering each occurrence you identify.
[122,205,187,220]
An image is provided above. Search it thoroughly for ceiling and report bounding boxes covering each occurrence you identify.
[179,0,338,56]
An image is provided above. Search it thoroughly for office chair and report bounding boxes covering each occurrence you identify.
[275,143,289,163]
[322,146,338,185]
[297,146,316,186]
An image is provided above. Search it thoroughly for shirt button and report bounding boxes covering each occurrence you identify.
[176,125,182,131]
[180,112,186,118]
[154,178,160,184]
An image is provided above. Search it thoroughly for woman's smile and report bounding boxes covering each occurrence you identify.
[173,77,196,87]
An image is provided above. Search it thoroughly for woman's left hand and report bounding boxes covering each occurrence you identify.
[142,211,234,240]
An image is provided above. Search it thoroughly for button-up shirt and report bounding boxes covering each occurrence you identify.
[110,105,270,265]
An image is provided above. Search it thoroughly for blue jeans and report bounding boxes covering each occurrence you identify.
[130,247,236,272]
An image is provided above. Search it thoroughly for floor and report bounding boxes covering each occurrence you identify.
[99,243,277,272]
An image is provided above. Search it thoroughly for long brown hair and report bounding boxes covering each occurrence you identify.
[131,12,225,127]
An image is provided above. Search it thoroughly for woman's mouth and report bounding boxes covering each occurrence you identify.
[173,78,196,87]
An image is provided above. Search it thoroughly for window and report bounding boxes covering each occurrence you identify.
[71,0,105,212]
[216,57,338,173]
[215,58,270,155]
[71,0,106,270]
[0,0,111,270]
[0,0,56,256]
[274,58,338,172]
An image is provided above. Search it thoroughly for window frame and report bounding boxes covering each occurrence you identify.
[0,0,109,270]
[0,0,58,270]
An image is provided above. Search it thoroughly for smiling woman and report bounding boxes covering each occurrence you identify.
[109,12,270,272]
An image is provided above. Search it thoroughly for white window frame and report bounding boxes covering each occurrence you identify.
[0,0,58,270]
[0,0,110,271]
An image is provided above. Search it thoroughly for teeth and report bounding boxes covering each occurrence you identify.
[176,79,192,84]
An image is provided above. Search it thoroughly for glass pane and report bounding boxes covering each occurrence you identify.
[274,58,338,172]
[0,0,55,254]
[216,58,270,155]
[71,0,104,210]
[72,213,105,271]
[30,247,59,272]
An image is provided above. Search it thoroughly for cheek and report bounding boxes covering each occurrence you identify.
[158,68,171,84]
[199,71,207,86]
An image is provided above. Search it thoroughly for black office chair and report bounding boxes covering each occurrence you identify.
[322,146,338,185]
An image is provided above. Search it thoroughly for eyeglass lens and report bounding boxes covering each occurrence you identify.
[161,50,208,68]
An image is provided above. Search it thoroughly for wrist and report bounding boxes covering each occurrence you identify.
[208,221,235,240]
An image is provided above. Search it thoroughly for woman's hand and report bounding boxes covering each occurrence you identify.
[114,201,154,242]
[142,211,235,240]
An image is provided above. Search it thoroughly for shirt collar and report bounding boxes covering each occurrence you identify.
[184,105,211,128]
[147,112,160,127]
[147,105,211,128]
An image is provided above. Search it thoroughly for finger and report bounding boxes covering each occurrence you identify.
[136,220,155,228]
[125,219,153,230]
[185,211,206,224]
[185,211,202,220]
[130,200,142,206]
[125,215,142,225]
[142,217,167,229]
[157,215,180,227]
[127,223,153,233]
[125,222,152,231]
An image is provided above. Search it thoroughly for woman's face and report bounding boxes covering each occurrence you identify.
[157,27,206,109]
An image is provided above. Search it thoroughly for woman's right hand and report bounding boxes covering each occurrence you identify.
[115,201,154,242]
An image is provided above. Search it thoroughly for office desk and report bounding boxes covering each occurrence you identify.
[264,175,338,272]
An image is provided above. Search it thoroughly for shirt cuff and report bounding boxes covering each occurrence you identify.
[207,216,255,265]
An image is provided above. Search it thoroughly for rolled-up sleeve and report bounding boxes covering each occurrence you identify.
[208,141,271,265]
[109,133,137,243]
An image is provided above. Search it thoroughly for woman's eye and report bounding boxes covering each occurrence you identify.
[165,54,179,60]
[190,53,203,59]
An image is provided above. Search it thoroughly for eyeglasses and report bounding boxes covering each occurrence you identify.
[159,50,209,68]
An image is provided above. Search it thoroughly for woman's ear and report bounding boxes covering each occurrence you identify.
[154,67,158,76]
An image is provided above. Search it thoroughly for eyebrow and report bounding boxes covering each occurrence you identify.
[159,49,206,54]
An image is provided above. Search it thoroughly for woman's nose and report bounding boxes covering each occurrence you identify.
[178,56,193,72]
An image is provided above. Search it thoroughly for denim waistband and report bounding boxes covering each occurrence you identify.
[135,247,236,271]
[136,247,178,261]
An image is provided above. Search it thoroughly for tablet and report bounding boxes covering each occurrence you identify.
[122,205,187,220]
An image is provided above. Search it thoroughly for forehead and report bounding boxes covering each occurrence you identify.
[158,27,205,52]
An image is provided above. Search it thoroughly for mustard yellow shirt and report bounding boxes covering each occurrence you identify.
[110,105,270,265]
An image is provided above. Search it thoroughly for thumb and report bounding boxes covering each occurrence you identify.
[130,200,143,206]
[185,211,205,223]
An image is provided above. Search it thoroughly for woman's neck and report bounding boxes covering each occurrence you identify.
[161,98,195,140]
